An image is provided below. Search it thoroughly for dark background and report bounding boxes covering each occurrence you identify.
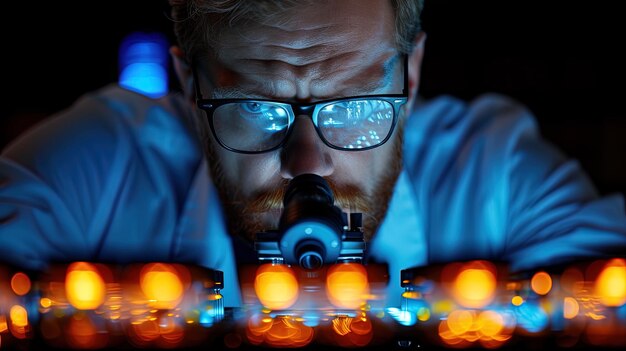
[3,0,625,196]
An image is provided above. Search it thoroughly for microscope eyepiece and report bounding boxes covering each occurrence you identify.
[279,174,345,236]
[254,174,365,269]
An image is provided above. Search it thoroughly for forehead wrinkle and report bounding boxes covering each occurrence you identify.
[207,0,399,101]
[215,0,393,54]
[217,24,348,69]
[221,43,342,68]
[213,51,399,100]
[217,23,325,49]
[218,24,339,50]
[251,0,391,44]
[209,53,399,101]
[260,24,346,50]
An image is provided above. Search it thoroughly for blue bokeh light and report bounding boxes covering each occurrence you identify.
[118,32,169,98]
[514,300,549,333]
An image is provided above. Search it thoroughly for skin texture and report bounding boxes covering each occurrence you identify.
[173,0,425,242]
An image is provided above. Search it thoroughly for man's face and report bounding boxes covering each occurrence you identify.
[195,0,409,241]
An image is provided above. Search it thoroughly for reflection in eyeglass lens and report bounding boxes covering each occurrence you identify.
[318,99,393,149]
[214,102,292,152]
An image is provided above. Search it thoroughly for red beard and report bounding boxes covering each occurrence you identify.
[204,121,404,244]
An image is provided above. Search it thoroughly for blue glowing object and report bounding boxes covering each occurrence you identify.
[514,300,549,333]
[302,311,321,327]
[386,307,417,326]
[199,306,222,327]
[617,303,626,322]
[118,32,169,98]
[403,295,429,315]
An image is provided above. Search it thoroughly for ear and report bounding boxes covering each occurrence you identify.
[170,45,194,102]
[406,31,426,112]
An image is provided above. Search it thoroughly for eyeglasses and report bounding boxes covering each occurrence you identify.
[193,55,408,154]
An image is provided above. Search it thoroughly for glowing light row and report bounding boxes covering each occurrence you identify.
[253,262,370,311]
[0,262,223,349]
[2,258,625,349]
[398,258,626,349]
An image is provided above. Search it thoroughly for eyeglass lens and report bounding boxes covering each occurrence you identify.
[212,99,394,152]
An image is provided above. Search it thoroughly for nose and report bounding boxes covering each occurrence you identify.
[280,115,333,179]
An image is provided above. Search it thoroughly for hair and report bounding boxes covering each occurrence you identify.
[168,0,424,61]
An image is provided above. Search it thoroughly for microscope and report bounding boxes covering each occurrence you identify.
[254,173,366,269]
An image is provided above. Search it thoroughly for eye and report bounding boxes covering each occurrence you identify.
[237,102,279,122]
[233,102,291,132]
[240,102,269,114]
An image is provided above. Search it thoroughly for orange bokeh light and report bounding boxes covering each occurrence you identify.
[326,263,369,310]
[531,271,552,295]
[0,315,8,333]
[254,264,299,310]
[439,309,513,347]
[9,305,28,327]
[563,297,580,319]
[594,258,626,307]
[65,262,106,310]
[449,261,497,309]
[446,310,475,336]
[140,263,186,310]
[10,272,31,296]
[476,310,505,337]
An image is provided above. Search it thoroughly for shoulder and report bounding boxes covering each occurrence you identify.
[404,93,541,156]
[407,93,538,137]
[401,93,555,193]
[2,85,201,178]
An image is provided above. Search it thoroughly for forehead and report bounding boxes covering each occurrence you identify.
[216,0,395,51]
[200,0,399,100]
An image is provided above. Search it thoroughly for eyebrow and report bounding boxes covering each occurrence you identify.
[352,54,401,94]
[210,79,394,100]
[350,76,394,96]
[210,87,268,99]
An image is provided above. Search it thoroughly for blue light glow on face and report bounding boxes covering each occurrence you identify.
[118,32,169,99]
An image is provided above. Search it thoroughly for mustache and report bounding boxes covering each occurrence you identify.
[241,178,370,215]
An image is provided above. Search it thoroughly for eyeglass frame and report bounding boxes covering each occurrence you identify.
[192,54,409,154]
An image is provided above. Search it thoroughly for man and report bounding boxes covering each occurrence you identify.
[1,0,625,308]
